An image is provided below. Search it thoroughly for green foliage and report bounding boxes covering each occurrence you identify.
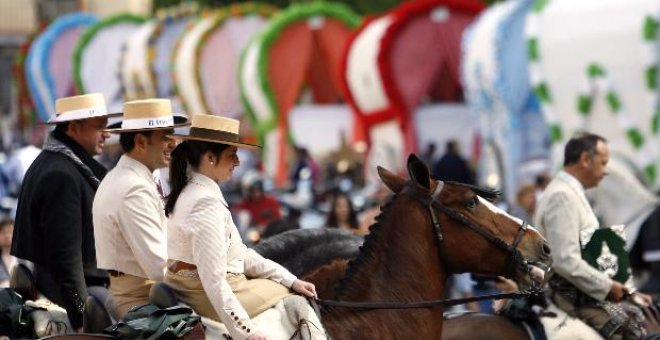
[154,0,403,16]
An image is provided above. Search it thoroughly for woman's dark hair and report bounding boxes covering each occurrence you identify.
[165,140,230,216]
[325,192,359,230]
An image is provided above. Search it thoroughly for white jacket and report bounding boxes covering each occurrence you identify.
[93,155,167,280]
[168,171,296,340]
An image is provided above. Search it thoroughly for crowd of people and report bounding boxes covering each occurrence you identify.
[0,92,658,339]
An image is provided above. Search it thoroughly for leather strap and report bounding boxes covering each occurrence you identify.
[167,261,197,273]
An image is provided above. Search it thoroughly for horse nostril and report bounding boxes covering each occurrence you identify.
[542,241,551,256]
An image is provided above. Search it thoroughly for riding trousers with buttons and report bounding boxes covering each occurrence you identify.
[165,270,291,322]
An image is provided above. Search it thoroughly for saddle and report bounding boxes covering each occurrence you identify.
[149,282,327,340]
[5,264,73,337]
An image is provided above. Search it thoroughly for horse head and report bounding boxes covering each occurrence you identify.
[378,154,552,290]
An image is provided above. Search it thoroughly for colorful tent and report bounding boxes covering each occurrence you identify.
[73,14,146,112]
[25,13,98,122]
[239,2,361,185]
[462,0,549,201]
[340,0,483,180]
[13,23,47,128]
[121,5,201,110]
[174,2,278,117]
[527,0,660,187]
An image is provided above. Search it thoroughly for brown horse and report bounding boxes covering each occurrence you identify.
[295,154,552,339]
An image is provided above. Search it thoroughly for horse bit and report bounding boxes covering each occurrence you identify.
[315,180,542,311]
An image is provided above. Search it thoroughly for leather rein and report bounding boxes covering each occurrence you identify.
[315,180,542,311]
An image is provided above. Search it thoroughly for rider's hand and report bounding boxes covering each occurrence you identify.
[607,281,626,302]
[248,331,268,340]
[292,279,317,299]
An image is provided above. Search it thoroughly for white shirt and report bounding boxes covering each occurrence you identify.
[93,155,167,280]
[168,171,296,340]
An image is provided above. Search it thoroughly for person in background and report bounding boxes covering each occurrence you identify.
[433,140,475,185]
[164,114,318,340]
[326,192,365,235]
[233,180,282,232]
[421,142,437,167]
[93,98,189,319]
[290,146,320,190]
[11,93,115,331]
[446,273,480,312]
[534,172,551,202]
[510,184,536,222]
[534,132,652,339]
[0,218,17,288]
[359,182,392,233]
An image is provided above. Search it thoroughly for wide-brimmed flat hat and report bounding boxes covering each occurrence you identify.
[106,98,190,133]
[47,93,120,124]
[169,114,259,149]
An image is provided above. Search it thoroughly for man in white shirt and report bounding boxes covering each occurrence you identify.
[534,133,652,339]
[93,99,188,318]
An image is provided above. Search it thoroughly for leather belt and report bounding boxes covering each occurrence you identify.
[168,261,197,273]
[108,270,125,278]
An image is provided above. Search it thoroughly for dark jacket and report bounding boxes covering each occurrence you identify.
[11,130,108,328]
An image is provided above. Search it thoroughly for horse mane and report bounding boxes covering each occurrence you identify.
[254,228,364,277]
[334,198,394,299]
[302,259,351,299]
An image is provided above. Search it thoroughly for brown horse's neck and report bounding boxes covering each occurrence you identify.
[322,198,447,338]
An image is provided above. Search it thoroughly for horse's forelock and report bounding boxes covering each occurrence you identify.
[446,181,501,201]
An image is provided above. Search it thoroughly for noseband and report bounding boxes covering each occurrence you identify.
[403,180,530,277]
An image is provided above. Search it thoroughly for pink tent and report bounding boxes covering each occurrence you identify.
[240,2,361,185]
[341,0,484,160]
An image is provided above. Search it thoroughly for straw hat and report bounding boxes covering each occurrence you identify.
[169,114,259,149]
[106,98,190,132]
[47,93,119,124]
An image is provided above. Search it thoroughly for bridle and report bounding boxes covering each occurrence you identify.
[403,179,530,278]
[314,179,540,312]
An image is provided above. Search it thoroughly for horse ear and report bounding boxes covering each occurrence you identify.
[377,166,405,193]
[407,154,431,190]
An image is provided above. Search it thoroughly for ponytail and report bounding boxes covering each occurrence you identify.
[165,141,190,217]
[165,140,231,217]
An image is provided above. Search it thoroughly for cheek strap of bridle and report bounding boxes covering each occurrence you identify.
[428,180,444,241]
[407,181,529,276]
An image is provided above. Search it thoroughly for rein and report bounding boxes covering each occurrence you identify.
[316,180,538,311]
[315,288,544,310]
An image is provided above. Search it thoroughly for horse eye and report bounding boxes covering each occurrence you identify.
[465,197,478,209]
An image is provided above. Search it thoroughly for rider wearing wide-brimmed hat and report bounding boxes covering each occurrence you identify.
[163,114,320,340]
[12,93,118,330]
[93,98,188,319]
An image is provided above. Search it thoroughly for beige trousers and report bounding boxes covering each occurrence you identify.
[108,274,154,320]
[165,271,291,322]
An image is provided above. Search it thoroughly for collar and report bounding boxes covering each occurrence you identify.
[117,155,154,183]
[189,171,228,207]
[556,170,592,210]
[52,129,107,181]
[556,170,585,194]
